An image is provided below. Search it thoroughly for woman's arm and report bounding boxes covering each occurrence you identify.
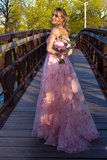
[63,49,73,59]
[47,27,73,57]
[67,49,73,57]
[46,28,59,55]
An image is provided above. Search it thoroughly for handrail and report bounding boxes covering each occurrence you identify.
[0,29,50,128]
[76,28,107,97]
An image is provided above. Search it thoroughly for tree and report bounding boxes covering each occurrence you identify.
[101,0,107,28]
[24,0,72,30]
[87,0,107,28]
[103,17,107,29]
[69,0,107,33]
[0,0,106,34]
[0,0,24,33]
[0,26,5,34]
[24,0,107,33]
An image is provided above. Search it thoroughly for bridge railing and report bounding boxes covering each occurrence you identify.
[0,29,50,127]
[76,28,107,96]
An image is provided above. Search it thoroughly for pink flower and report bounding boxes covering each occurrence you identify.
[61,46,66,50]
[62,37,66,40]
[58,46,62,50]
[56,39,62,42]
[54,45,58,48]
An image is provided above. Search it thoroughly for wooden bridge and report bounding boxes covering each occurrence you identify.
[0,28,107,159]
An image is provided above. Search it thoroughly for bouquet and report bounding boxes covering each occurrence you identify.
[53,35,72,64]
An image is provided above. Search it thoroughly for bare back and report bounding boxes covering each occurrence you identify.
[56,27,69,39]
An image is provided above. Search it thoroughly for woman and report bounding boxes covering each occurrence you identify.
[31,7,100,153]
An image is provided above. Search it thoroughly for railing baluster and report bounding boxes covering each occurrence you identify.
[76,28,107,98]
[0,29,50,127]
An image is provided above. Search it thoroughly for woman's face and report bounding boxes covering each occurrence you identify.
[51,10,63,26]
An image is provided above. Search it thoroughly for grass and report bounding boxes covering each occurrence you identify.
[0,42,4,45]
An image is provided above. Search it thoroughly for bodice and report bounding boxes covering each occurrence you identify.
[46,35,70,44]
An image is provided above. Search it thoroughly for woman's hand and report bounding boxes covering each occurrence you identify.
[57,52,68,59]
[63,53,68,58]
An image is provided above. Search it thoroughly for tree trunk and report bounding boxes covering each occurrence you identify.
[5,24,9,33]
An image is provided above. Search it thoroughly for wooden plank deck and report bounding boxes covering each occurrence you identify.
[0,49,107,160]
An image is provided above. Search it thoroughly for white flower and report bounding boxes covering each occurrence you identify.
[65,37,70,41]
[54,42,58,45]
[58,42,64,46]
[63,40,68,43]
[67,44,71,48]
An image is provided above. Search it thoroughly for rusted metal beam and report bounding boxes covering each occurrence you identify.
[0,29,49,42]
[76,28,107,97]
[0,29,50,127]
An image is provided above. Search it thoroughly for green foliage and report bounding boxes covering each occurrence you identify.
[9,0,24,32]
[0,42,4,45]
[24,0,72,29]
[103,16,107,29]
[0,0,25,33]
[69,0,107,33]
[0,27,5,34]
[0,0,107,34]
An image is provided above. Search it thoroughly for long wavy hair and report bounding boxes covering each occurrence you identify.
[55,7,71,35]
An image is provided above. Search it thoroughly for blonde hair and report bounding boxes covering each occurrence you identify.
[55,7,71,35]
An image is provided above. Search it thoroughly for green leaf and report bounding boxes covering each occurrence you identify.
[59,59,65,64]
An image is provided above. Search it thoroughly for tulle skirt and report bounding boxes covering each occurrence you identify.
[31,53,100,153]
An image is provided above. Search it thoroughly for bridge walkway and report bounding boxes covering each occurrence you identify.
[0,49,107,160]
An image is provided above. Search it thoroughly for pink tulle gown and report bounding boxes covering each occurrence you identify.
[31,37,100,153]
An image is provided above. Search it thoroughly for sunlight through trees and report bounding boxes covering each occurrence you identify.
[0,0,107,34]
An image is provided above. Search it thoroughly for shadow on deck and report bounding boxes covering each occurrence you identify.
[0,49,107,160]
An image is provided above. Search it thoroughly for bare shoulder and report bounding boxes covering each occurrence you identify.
[51,27,59,33]
[50,27,59,37]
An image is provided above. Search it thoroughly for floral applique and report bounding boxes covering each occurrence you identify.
[32,48,100,153]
